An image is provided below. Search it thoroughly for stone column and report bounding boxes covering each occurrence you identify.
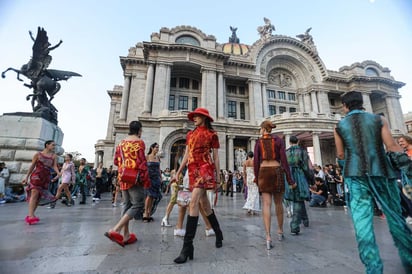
[298,93,304,112]
[217,71,225,120]
[106,101,116,140]
[94,152,99,169]
[201,69,208,108]
[248,80,263,124]
[312,131,322,166]
[311,91,319,113]
[206,69,217,119]
[386,95,404,131]
[261,83,269,117]
[119,75,132,121]
[284,131,292,149]
[152,63,171,115]
[303,93,311,112]
[228,135,235,171]
[317,91,329,114]
[249,137,257,153]
[143,63,155,113]
[362,92,373,113]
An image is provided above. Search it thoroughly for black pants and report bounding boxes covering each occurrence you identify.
[94,177,103,199]
[226,181,233,197]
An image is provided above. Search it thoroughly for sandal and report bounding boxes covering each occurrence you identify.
[104,231,125,247]
[124,233,137,245]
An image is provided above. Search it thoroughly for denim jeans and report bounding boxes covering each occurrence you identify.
[309,194,325,206]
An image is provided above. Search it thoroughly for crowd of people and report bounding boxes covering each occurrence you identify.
[2,95,412,273]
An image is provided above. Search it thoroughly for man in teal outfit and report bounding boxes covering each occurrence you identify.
[334,91,412,274]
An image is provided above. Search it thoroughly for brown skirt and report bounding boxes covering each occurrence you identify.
[258,166,285,194]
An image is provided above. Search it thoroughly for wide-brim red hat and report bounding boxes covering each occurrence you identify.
[188,107,214,122]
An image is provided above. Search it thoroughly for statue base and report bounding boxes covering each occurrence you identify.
[0,114,64,184]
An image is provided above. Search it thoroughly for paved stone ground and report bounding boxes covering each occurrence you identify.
[0,192,409,274]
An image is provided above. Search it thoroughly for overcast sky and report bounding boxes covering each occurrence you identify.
[0,0,411,163]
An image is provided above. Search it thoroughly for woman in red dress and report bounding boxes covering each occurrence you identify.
[172,108,223,264]
[22,140,61,225]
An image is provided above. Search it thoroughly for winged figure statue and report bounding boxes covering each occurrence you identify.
[296,27,314,45]
[1,27,81,124]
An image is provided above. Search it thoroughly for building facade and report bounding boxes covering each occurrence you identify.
[95,21,406,171]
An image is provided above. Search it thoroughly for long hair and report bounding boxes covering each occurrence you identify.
[204,117,213,130]
[148,143,158,155]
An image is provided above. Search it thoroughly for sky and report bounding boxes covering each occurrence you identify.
[0,0,411,163]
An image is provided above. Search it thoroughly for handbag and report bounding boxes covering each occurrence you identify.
[119,148,141,184]
[177,190,192,207]
[177,171,191,206]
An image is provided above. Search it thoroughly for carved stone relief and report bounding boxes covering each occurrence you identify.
[268,69,294,87]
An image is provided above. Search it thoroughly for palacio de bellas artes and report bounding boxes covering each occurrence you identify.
[94,18,407,171]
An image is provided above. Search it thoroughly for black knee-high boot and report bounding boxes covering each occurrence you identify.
[207,209,223,248]
[174,215,198,264]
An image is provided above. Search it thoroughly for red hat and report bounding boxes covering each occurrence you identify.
[188,107,214,122]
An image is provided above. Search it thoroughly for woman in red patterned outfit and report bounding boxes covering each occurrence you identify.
[22,140,61,225]
[172,108,223,264]
[104,121,150,247]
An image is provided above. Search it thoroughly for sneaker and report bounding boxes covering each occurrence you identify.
[174,229,186,237]
[406,216,412,224]
[205,229,215,237]
[0,199,6,204]
[47,202,56,209]
[112,203,117,207]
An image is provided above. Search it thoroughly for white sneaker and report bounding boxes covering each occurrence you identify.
[174,229,186,237]
[406,216,412,225]
[205,228,215,237]
[112,203,117,207]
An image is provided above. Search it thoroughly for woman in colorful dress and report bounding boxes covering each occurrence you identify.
[22,140,61,225]
[54,153,76,206]
[242,151,260,215]
[105,121,149,246]
[254,120,296,250]
[172,107,223,264]
[143,143,162,222]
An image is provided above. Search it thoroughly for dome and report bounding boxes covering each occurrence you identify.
[222,43,249,55]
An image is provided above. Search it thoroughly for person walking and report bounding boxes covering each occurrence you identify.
[22,140,61,225]
[77,158,90,205]
[171,107,223,264]
[285,136,311,235]
[105,121,149,247]
[143,143,162,222]
[53,153,76,207]
[334,91,412,273]
[242,151,260,215]
[254,120,296,250]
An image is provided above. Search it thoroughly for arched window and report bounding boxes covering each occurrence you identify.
[175,35,200,46]
[365,67,379,77]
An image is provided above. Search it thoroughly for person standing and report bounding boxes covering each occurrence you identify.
[242,151,260,215]
[398,135,412,159]
[77,158,90,205]
[93,162,104,201]
[172,107,223,264]
[105,121,149,246]
[0,162,10,204]
[334,91,412,273]
[143,143,162,222]
[285,136,311,235]
[254,120,296,250]
[53,154,76,206]
[22,140,61,225]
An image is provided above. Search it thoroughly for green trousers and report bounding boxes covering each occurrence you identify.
[346,177,412,274]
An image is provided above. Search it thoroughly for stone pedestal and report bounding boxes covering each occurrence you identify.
[0,114,64,184]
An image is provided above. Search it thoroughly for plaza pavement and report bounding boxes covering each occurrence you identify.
[0,191,409,274]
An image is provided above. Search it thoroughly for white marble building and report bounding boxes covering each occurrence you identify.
[95,21,406,170]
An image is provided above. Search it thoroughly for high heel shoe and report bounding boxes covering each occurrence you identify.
[161,217,172,227]
[266,240,273,250]
[277,233,284,241]
[174,244,194,264]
